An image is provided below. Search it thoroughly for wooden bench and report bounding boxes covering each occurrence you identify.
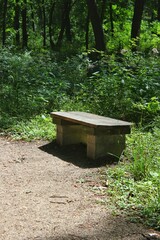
[50,111,132,160]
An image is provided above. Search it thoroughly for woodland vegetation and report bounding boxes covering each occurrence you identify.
[0,0,160,230]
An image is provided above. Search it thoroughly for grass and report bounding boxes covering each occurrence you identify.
[1,114,56,141]
[98,126,160,230]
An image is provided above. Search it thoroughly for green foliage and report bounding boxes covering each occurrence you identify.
[3,114,56,141]
[0,49,159,130]
[0,48,69,120]
[104,4,133,51]
[70,51,160,122]
[133,97,160,125]
[140,21,160,51]
[126,128,160,181]
[102,126,160,230]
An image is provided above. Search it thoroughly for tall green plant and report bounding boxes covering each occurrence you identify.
[126,129,159,180]
[102,125,160,230]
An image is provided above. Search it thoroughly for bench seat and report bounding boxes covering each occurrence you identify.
[50,111,132,159]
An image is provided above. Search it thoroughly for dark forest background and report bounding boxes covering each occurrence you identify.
[0,0,160,51]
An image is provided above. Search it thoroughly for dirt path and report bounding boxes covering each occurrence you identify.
[0,137,152,240]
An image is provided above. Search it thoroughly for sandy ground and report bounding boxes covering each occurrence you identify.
[0,137,157,240]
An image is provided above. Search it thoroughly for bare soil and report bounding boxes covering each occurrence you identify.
[0,137,157,240]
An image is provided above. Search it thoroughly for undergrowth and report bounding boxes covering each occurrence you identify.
[99,124,160,230]
[0,48,159,129]
[1,115,56,141]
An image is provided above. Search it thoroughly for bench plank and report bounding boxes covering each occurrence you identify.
[51,111,132,127]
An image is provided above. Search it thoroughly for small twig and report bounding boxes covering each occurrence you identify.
[49,195,68,198]
[50,201,66,204]
[142,233,151,240]
[68,234,88,239]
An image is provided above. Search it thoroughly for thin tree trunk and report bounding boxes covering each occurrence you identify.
[42,0,46,47]
[31,4,35,32]
[86,0,106,51]
[101,0,107,22]
[56,11,66,48]
[56,0,72,49]
[65,0,72,42]
[158,0,160,21]
[109,2,114,37]
[131,0,145,50]
[14,0,20,46]
[2,0,8,46]
[49,1,56,49]
[21,0,28,48]
[85,10,90,50]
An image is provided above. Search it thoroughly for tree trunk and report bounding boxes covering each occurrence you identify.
[85,10,90,50]
[49,1,56,49]
[21,0,28,48]
[131,0,145,50]
[30,4,35,32]
[56,0,72,49]
[65,0,72,42]
[109,2,114,37]
[158,0,160,21]
[42,0,46,47]
[56,11,66,48]
[86,0,106,51]
[14,0,20,46]
[101,0,107,23]
[2,0,8,46]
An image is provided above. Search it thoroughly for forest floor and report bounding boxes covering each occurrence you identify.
[0,137,158,240]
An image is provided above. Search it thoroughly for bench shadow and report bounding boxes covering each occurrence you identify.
[39,141,119,168]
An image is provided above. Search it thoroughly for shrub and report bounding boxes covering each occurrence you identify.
[103,125,160,230]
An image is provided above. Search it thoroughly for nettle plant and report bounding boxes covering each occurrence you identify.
[133,97,160,124]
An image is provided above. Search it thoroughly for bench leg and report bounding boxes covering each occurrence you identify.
[56,124,87,145]
[87,134,125,159]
